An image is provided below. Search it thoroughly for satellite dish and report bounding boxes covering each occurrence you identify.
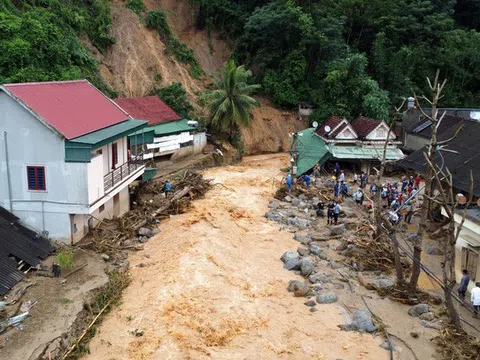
[324,125,331,133]
[312,121,319,129]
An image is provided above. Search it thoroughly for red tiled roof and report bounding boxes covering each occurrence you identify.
[3,80,129,140]
[315,115,344,137]
[114,96,181,126]
[351,116,380,138]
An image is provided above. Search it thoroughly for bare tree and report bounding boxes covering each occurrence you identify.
[373,100,406,283]
[424,154,473,329]
[409,70,463,289]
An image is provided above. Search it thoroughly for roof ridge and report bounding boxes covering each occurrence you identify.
[3,79,88,87]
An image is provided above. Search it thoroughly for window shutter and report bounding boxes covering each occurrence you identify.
[37,167,45,190]
[27,167,36,189]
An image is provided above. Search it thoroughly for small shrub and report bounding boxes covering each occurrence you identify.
[59,297,73,305]
[156,82,193,118]
[57,248,74,269]
[125,0,144,14]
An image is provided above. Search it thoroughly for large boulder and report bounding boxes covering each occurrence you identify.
[297,246,310,256]
[287,280,304,292]
[309,273,331,283]
[408,304,429,317]
[284,258,301,271]
[284,195,293,202]
[298,201,309,210]
[370,278,395,290]
[316,292,338,304]
[281,251,299,263]
[338,309,377,333]
[137,227,154,238]
[268,200,280,209]
[294,232,312,244]
[309,244,323,256]
[300,257,315,276]
[419,312,435,321]
[291,198,301,206]
[293,283,310,297]
[329,224,346,236]
[329,261,343,270]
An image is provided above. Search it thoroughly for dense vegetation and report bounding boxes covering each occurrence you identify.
[156,82,193,119]
[193,0,480,121]
[0,0,116,96]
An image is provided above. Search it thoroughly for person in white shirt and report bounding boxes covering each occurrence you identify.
[339,170,345,183]
[472,282,480,318]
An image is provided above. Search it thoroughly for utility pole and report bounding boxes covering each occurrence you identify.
[289,132,298,178]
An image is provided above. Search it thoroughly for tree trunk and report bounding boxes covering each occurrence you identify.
[442,227,462,329]
[391,234,404,283]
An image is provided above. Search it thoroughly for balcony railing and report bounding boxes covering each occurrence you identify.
[104,160,144,192]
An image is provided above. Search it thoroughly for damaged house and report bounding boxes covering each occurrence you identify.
[0,80,148,244]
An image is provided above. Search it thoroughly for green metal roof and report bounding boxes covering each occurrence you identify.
[129,119,196,138]
[65,119,147,162]
[296,128,330,176]
[69,119,147,146]
[328,145,405,160]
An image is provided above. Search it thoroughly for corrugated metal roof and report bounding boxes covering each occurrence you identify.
[296,128,330,176]
[115,96,181,126]
[3,80,130,139]
[0,207,53,296]
[68,119,147,145]
[329,145,405,160]
[399,119,480,196]
[129,119,196,137]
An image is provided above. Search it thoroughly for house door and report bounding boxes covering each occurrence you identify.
[113,193,120,217]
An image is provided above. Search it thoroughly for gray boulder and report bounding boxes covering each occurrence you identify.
[265,211,280,221]
[300,257,315,276]
[297,218,309,229]
[370,278,395,290]
[298,194,307,200]
[281,251,299,263]
[284,195,293,202]
[304,300,316,307]
[310,307,318,313]
[137,227,154,238]
[287,280,304,292]
[329,224,346,236]
[284,258,301,271]
[294,232,312,244]
[309,273,331,283]
[309,244,323,256]
[297,246,310,256]
[329,261,343,270]
[316,292,338,304]
[338,309,377,333]
[318,253,329,260]
[379,342,394,351]
[298,201,309,210]
[292,198,301,206]
[293,282,310,297]
[408,304,429,317]
[268,200,280,209]
[426,247,444,256]
[419,312,435,321]
[420,320,441,330]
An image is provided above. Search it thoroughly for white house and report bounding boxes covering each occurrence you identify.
[114,96,206,161]
[0,80,147,244]
[314,115,405,174]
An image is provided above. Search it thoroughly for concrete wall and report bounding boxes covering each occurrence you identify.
[0,91,89,241]
[193,132,207,153]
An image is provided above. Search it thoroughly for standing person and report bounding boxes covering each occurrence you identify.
[401,176,408,193]
[415,174,422,188]
[327,201,335,225]
[353,172,358,185]
[340,181,349,199]
[334,181,340,198]
[359,173,365,188]
[334,162,341,178]
[304,174,311,189]
[313,166,319,185]
[316,201,325,217]
[408,176,414,188]
[163,180,173,198]
[339,170,345,183]
[458,270,471,303]
[404,200,415,224]
[286,174,292,193]
[333,201,341,224]
[472,282,480,318]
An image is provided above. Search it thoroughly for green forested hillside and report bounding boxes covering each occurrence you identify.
[193,0,480,121]
[0,0,115,95]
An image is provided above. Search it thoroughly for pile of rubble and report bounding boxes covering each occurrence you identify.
[86,170,212,256]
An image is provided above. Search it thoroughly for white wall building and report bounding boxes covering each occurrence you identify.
[0,80,147,244]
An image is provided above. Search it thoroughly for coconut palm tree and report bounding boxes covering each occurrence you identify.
[202,60,260,140]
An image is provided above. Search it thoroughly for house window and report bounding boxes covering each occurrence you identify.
[377,128,386,137]
[99,204,105,213]
[462,247,478,281]
[27,166,46,191]
[112,142,118,169]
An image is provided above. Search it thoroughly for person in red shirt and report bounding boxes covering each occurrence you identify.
[414,174,421,188]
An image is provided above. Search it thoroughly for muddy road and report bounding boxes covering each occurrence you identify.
[85,154,387,359]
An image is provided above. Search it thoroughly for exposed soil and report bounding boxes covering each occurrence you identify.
[242,98,308,155]
[0,251,108,360]
[83,154,439,360]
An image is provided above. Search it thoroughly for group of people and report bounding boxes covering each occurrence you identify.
[459,269,480,318]
[316,200,341,225]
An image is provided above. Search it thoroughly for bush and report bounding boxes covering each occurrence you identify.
[125,0,144,14]
[156,82,193,118]
[57,248,74,269]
